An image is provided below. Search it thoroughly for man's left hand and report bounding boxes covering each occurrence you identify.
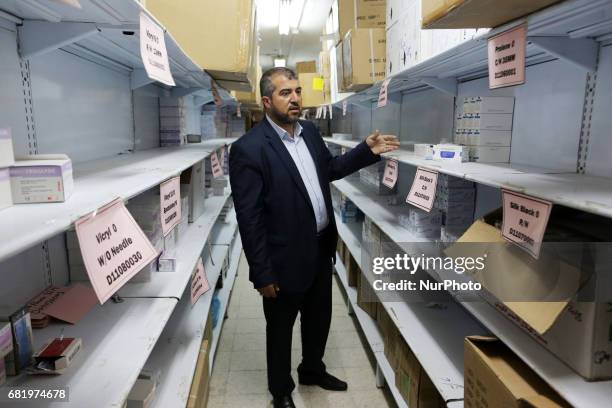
[366,130,400,155]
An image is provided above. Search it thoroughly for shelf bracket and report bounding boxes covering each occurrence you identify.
[420,77,457,96]
[18,21,99,59]
[130,69,155,90]
[527,36,598,73]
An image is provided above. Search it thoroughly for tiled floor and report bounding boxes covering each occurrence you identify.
[208,253,395,408]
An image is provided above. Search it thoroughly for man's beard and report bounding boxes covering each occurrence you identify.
[270,105,300,124]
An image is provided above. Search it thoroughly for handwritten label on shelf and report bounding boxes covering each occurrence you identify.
[220,146,227,174]
[160,177,181,236]
[211,151,224,179]
[488,24,526,89]
[75,198,159,304]
[342,100,348,116]
[501,190,552,258]
[377,78,392,108]
[382,160,399,189]
[139,12,175,86]
[191,257,210,305]
[406,167,438,212]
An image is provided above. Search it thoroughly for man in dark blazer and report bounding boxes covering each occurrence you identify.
[229,67,399,408]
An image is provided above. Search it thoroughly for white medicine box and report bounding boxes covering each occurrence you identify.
[10,154,74,203]
[0,128,15,167]
[463,97,515,114]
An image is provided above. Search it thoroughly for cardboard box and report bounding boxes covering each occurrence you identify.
[0,128,15,167]
[447,208,612,380]
[31,337,82,374]
[395,337,445,407]
[127,378,156,408]
[468,146,511,163]
[343,28,386,91]
[187,339,210,408]
[0,308,33,376]
[335,0,387,41]
[384,321,400,371]
[181,161,206,223]
[346,253,359,287]
[296,60,317,74]
[357,272,378,320]
[422,0,563,29]
[464,336,570,408]
[0,358,5,386]
[0,168,11,211]
[146,0,257,88]
[298,73,326,107]
[10,155,74,203]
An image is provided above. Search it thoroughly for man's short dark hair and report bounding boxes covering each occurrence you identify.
[260,67,298,99]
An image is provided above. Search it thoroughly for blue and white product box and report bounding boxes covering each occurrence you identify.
[0,128,15,167]
[468,146,511,163]
[414,143,434,160]
[10,154,74,203]
[433,144,469,163]
[463,97,515,114]
[1,308,33,375]
[0,168,12,211]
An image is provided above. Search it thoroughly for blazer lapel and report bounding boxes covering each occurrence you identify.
[263,121,314,214]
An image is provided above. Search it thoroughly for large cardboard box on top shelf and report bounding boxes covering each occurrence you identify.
[421,0,563,29]
[342,28,386,91]
[298,73,326,108]
[145,0,257,90]
[464,336,570,408]
[446,207,612,380]
[334,0,387,42]
[187,339,210,408]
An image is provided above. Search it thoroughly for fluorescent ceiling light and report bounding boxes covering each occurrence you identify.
[274,58,286,67]
[278,0,291,35]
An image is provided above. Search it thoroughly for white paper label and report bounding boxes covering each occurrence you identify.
[139,12,175,86]
[377,78,392,108]
[488,24,526,89]
[323,105,328,119]
[160,177,181,236]
[382,160,399,189]
[211,151,224,178]
[236,103,242,118]
[75,198,159,304]
[328,105,333,119]
[191,257,210,305]
[501,190,552,258]
[406,167,438,212]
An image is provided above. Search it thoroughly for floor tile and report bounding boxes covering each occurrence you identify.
[225,370,268,395]
[232,333,266,351]
[229,350,267,371]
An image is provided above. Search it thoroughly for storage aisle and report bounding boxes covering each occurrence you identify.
[208,253,394,408]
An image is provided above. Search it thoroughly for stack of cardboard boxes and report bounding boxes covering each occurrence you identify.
[160,98,186,147]
[145,0,258,93]
[435,174,476,237]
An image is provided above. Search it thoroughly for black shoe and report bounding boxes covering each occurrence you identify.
[273,395,296,408]
[298,371,348,391]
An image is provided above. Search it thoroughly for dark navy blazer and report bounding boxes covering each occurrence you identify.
[229,119,380,292]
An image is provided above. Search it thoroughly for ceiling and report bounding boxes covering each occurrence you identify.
[256,0,334,71]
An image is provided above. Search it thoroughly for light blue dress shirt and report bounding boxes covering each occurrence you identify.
[266,115,329,232]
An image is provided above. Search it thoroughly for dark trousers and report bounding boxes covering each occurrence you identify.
[262,237,333,398]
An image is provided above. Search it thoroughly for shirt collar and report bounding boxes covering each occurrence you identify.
[266,115,303,143]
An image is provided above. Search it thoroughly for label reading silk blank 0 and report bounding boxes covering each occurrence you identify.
[160,177,181,236]
[382,160,398,188]
[191,257,210,305]
[501,190,552,258]
[75,198,158,304]
[406,167,438,212]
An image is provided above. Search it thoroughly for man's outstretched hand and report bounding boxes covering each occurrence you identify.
[258,283,280,298]
[366,130,400,155]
